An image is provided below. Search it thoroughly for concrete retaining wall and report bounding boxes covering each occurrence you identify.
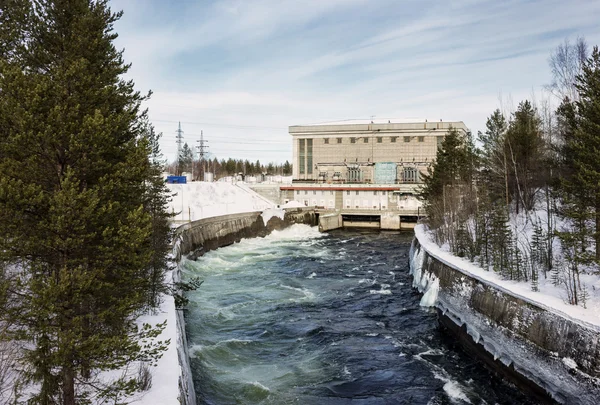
[410,237,600,404]
[174,208,317,260]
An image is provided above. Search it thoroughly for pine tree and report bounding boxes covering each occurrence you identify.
[478,109,509,207]
[572,46,600,263]
[0,1,170,403]
[505,100,545,213]
[283,160,292,175]
[418,127,477,244]
[140,122,175,309]
[178,142,193,174]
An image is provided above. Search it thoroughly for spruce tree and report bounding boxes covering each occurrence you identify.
[178,142,193,174]
[0,1,170,403]
[478,109,509,207]
[557,46,600,265]
[505,100,544,213]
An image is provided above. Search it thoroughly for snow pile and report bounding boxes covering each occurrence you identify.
[281,200,305,208]
[167,182,275,221]
[261,207,285,225]
[415,224,600,331]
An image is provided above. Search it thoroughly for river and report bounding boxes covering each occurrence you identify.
[181,224,536,404]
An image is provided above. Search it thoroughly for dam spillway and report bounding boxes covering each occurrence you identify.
[181,225,536,404]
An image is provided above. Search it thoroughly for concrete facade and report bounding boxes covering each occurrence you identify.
[280,184,421,212]
[290,120,469,183]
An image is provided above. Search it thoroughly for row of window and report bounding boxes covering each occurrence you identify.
[296,190,388,196]
[323,136,425,144]
[295,200,388,210]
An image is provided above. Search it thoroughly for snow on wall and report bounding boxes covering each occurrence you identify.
[261,207,285,225]
[414,224,600,332]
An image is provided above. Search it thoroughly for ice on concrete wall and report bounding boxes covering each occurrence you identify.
[409,241,440,307]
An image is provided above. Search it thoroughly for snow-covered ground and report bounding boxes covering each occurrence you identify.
[415,224,600,331]
[167,181,276,222]
[128,273,180,404]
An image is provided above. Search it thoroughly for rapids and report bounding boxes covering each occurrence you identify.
[181,225,536,404]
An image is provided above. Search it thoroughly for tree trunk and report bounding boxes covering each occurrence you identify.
[596,195,600,261]
[62,365,75,405]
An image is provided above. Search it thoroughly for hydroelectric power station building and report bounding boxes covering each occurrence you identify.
[280,119,469,229]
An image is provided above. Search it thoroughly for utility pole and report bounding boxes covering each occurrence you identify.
[175,121,184,175]
[196,130,209,181]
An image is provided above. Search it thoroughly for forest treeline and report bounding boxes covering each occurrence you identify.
[171,142,293,178]
[0,1,173,403]
[419,38,600,306]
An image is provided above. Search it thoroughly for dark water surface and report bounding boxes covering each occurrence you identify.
[182,225,536,404]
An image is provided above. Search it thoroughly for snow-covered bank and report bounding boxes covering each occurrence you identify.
[414,224,600,331]
[410,227,600,404]
[129,272,182,405]
[167,182,276,222]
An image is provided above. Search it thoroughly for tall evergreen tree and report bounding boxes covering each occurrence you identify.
[178,142,193,174]
[418,127,477,245]
[559,46,600,263]
[478,109,509,206]
[505,100,545,212]
[0,1,170,403]
[283,160,292,175]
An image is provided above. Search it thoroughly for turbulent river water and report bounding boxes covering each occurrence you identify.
[182,225,536,405]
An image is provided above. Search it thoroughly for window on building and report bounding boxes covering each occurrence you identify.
[296,190,300,195]
[348,167,362,182]
[437,136,444,149]
[304,190,308,195]
[382,191,386,195]
[404,136,411,143]
[418,136,424,142]
[391,137,397,143]
[307,139,313,174]
[313,190,316,195]
[330,191,334,195]
[403,167,419,183]
[337,138,342,144]
[299,139,305,174]
[350,137,356,143]
[347,190,350,195]
[363,137,368,143]
[324,138,329,144]
[373,191,378,195]
[356,190,359,195]
[377,137,382,143]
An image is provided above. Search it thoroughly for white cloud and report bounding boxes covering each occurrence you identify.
[110,0,600,163]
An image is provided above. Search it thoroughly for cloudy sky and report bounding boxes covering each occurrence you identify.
[111,0,600,163]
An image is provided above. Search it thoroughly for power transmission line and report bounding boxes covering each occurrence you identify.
[152,118,285,131]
